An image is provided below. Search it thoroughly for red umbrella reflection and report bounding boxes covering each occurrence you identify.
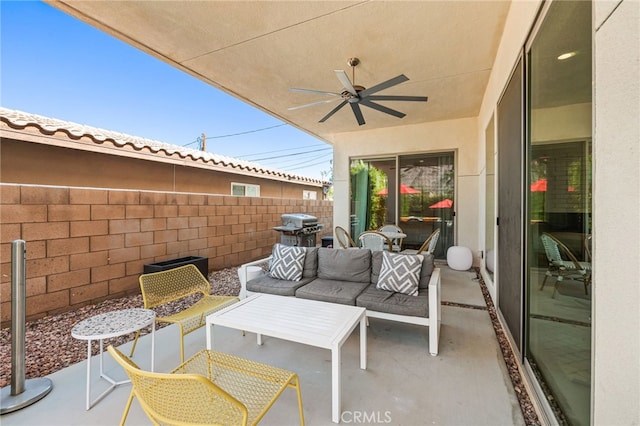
[377,184,421,196]
[531,178,576,192]
[531,178,547,192]
[429,199,453,208]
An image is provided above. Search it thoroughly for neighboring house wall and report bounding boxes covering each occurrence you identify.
[1,138,322,200]
[0,183,333,327]
[0,108,328,202]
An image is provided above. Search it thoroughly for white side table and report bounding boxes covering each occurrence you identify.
[71,308,155,410]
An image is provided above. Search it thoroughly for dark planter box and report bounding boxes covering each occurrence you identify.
[143,256,208,277]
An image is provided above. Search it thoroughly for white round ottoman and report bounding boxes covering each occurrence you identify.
[447,246,473,271]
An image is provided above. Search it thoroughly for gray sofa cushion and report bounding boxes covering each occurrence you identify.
[317,247,371,283]
[295,278,370,305]
[371,250,383,284]
[356,285,429,317]
[418,253,435,289]
[247,275,315,296]
[302,247,318,278]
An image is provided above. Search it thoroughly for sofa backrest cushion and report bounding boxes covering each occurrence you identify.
[371,250,383,284]
[302,247,318,278]
[317,247,371,283]
[418,253,435,289]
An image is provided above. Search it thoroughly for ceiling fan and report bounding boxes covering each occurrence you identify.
[288,58,428,126]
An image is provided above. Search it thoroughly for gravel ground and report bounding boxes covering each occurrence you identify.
[0,267,240,389]
[0,266,538,425]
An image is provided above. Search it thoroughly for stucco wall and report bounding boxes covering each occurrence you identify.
[593,0,640,423]
[0,183,333,327]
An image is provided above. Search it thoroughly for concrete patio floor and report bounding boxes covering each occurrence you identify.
[1,265,525,425]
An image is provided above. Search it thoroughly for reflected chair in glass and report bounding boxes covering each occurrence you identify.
[379,224,404,252]
[539,232,592,298]
[335,225,357,249]
[108,345,305,426]
[358,230,393,252]
[585,234,592,261]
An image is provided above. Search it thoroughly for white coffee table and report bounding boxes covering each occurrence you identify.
[71,308,155,410]
[206,294,366,423]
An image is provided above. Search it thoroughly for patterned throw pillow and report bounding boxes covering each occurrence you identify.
[269,244,306,281]
[376,251,423,296]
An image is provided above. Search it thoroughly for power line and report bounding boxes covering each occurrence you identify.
[250,147,331,162]
[262,152,333,170]
[237,143,329,159]
[206,123,287,139]
[287,156,334,171]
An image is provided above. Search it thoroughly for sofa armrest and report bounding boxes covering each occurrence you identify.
[238,256,271,299]
[428,267,441,356]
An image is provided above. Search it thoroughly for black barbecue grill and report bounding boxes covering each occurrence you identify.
[273,213,323,247]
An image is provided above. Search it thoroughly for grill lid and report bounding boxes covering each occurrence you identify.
[281,213,318,228]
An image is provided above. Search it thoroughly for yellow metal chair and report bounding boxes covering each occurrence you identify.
[130,264,238,363]
[108,346,305,426]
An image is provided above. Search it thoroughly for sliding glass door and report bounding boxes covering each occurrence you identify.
[525,1,592,424]
[350,152,454,258]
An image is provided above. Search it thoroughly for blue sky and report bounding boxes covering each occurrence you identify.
[0,1,333,180]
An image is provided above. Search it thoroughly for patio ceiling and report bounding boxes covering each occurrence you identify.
[46,1,512,143]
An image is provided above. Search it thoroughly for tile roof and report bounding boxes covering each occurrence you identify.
[0,107,324,186]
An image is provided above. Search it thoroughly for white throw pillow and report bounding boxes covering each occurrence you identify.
[269,244,306,281]
[376,251,423,296]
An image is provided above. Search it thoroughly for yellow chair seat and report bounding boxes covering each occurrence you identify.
[108,346,305,426]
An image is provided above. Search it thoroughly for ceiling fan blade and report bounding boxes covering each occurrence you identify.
[366,95,428,102]
[319,100,348,123]
[360,99,406,119]
[335,70,357,95]
[289,87,342,97]
[288,98,341,111]
[350,103,366,126]
[358,74,409,97]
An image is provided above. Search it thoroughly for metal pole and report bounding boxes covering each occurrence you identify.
[1,240,52,414]
[11,239,26,396]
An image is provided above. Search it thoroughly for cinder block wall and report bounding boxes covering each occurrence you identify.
[0,183,333,327]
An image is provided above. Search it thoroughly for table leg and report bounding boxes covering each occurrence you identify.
[332,347,341,423]
[85,340,92,410]
[99,339,104,378]
[360,316,367,370]
[150,321,155,372]
[206,322,213,350]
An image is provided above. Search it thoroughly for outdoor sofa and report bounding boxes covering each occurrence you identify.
[238,245,441,355]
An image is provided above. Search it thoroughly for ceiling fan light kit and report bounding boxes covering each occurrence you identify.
[289,57,428,126]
